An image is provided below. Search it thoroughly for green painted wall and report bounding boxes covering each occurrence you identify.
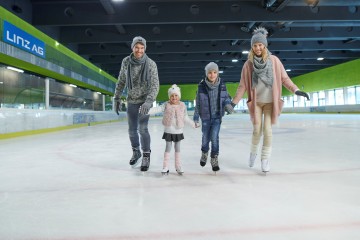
[1,7,359,101]
[157,82,241,102]
[283,58,360,95]
[158,59,360,101]
[0,7,116,95]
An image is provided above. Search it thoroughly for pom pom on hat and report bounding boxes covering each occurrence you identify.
[168,84,181,99]
[131,36,147,50]
[251,27,268,47]
[204,62,219,75]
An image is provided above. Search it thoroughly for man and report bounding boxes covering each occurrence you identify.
[114,36,159,172]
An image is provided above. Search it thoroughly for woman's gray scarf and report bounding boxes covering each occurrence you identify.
[126,53,149,90]
[252,50,274,89]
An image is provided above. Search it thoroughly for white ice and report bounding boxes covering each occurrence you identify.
[0,113,359,240]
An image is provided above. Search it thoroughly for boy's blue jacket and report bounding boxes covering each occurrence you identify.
[193,78,231,122]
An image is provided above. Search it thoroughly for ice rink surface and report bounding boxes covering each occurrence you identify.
[0,113,359,240]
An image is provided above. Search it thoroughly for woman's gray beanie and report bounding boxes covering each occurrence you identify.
[131,36,147,50]
[205,62,219,75]
[251,27,268,47]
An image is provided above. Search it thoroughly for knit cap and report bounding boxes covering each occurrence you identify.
[131,36,147,50]
[251,27,268,47]
[204,62,219,75]
[168,84,181,99]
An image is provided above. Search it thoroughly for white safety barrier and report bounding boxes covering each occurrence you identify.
[0,109,126,134]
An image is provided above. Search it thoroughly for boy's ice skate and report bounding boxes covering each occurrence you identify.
[140,152,151,172]
[200,152,208,167]
[210,155,220,174]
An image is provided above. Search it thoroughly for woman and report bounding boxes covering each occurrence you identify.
[231,27,309,173]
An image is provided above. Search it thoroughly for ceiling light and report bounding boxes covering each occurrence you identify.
[317,57,324,61]
[242,50,249,54]
[96,92,102,95]
[232,59,238,63]
[286,69,291,72]
[219,70,224,74]
[306,0,319,7]
[7,66,24,73]
[69,84,77,88]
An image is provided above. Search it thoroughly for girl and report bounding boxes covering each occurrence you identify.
[147,84,197,175]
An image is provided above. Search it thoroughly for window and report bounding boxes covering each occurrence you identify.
[311,92,318,107]
[318,91,325,106]
[335,88,344,105]
[356,86,360,104]
[347,86,356,104]
[328,90,335,105]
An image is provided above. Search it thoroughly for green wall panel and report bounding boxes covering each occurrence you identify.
[157,82,244,101]
[283,58,360,95]
[0,53,113,95]
[158,59,360,101]
[0,7,117,95]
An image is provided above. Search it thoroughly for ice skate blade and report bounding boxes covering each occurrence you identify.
[262,171,269,176]
[161,170,169,176]
[131,160,142,168]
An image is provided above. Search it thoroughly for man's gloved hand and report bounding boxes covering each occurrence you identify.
[115,98,121,115]
[224,104,235,114]
[295,90,310,100]
[194,121,201,128]
[139,101,152,115]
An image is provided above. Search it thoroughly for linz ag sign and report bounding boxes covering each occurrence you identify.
[3,21,45,58]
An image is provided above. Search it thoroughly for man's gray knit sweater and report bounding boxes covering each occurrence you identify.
[114,55,159,104]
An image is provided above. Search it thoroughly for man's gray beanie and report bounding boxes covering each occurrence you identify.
[251,27,268,47]
[205,62,219,75]
[131,36,147,50]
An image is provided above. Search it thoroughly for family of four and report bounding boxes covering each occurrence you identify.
[114,28,310,175]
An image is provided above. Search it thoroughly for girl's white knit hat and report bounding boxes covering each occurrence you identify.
[168,84,181,98]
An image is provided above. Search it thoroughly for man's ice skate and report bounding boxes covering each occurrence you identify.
[140,152,151,172]
[261,159,270,175]
[210,155,220,175]
[200,152,208,167]
[129,147,142,168]
[161,167,169,176]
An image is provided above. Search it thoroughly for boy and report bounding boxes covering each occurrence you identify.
[193,62,234,173]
